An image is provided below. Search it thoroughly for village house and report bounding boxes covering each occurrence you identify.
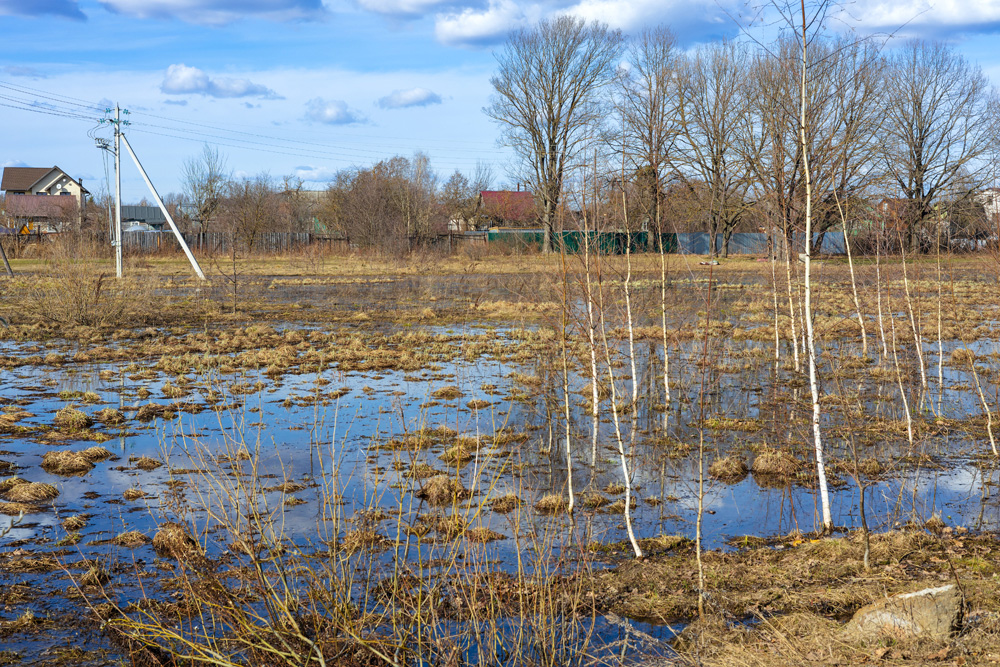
[475,189,535,228]
[1,166,89,233]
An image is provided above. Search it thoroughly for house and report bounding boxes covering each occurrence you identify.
[121,205,167,231]
[476,190,535,228]
[1,166,89,232]
[976,187,1000,224]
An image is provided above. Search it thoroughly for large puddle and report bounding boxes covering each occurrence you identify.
[1,317,999,664]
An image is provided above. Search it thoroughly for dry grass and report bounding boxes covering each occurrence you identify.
[41,450,94,476]
[123,488,146,501]
[53,406,93,431]
[0,501,38,515]
[95,408,126,425]
[467,526,504,543]
[751,448,803,479]
[79,565,110,587]
[709,455,749,482]
[416,475,469,505]
[62,514,87,531]
[534,494,567,514]
[431,385,464,400]
[152,522,200,560]
[132,456,163,471]
[489,493,521,513]
[81,446,113,461]
[4,481,59,502]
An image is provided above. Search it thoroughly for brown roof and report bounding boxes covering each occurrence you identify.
[1,167,52,192]
[1,166,89,194]
[3,193,78,219]
[479,190,535,224]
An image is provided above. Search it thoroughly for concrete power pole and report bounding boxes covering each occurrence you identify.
[114,104,123,279]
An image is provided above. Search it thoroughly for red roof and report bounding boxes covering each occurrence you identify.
[479,190,535,224]
[3,193,78,219]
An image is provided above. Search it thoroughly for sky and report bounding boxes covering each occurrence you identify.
[1,0,1000,203]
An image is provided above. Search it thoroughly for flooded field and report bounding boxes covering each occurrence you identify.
[2,254,999,666]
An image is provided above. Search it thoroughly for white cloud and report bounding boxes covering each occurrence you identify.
[98,0,324,25]
[160,64,281,99]
[0,0,85,19]
[294,165,338,182]
[357,0,458,16]
[305,98,365,124]
[840,0,1000,34]
[432,0,744,47]
[377,87,443,109]
[2,159,29,168]
[434,0,527,46]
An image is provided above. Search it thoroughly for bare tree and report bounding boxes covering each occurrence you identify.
[881,40,998,252]
[485,16,624,252]
[441,163,493,230]
[614,26,678,237]
[674,40,754,257]
[183,144,229,234]
[221,174,284,252]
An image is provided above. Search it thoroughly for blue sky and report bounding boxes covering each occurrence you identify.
[1,0,999,202]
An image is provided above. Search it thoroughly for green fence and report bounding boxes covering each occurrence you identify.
[486,230,679,254]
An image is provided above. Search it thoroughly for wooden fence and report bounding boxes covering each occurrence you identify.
[108,231,349,255]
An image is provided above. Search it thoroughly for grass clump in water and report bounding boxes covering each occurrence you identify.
[416,475,469,505]
[751,448,803,481]
[534,494,567,514]
[490,493,521,513]
[94,408,125,425]
[4,481,59,502]
[152,522,200,560]
[709,455,749,483]
[41,450,94,476]
[53,406,93,431]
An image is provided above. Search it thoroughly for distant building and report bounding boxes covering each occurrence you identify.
[976,187,1000,224]
[476,190,535,228]
[121,205,167,231]
[1,166,89,232]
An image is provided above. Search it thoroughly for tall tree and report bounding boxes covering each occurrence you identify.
[614,26,679,237]
[485,16,624,252]
[674,40,754,257]
[182,144,229,234]
[881,40,997,252]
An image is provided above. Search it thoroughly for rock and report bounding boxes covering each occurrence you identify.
[844,584,963,640]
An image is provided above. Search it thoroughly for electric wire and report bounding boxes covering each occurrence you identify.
[0,77,504,172]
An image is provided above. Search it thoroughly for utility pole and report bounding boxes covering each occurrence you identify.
[97,106,205,281]
[114,104,123,279]
[120,134,205,280]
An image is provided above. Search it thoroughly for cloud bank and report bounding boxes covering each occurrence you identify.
[161,64,281,99]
